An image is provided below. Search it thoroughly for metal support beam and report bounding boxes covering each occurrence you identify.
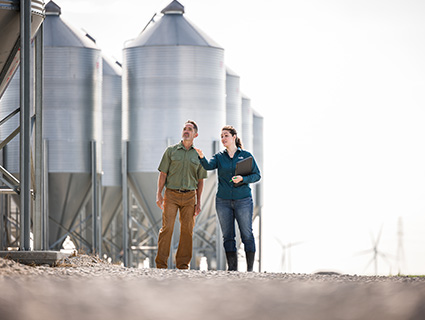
[103,198,122,236]
[216,216,225,270]
[256,182,263,272]
[0,37,20,95]
[258,207,262,272]
[0,177,18,194]
[98,171,102,256]
[49,214,91,249]
[0,108,20,127]
[34,23,45,250]
[20,0,32,251]
[91,140,101,255]
[0,126,21,151]
[0,195,5,249]
[122,141,129,267]
[43,139,49,247]
[127,177,159,238]
[0,165,20,186]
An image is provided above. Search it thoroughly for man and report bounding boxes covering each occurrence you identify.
[155,120,207,269]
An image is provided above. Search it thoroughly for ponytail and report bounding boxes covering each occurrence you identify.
[235,137,243,149]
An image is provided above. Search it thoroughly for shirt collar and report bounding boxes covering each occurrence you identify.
[224,147,242,158]
[224,147,242,153]
[178,140,194,150]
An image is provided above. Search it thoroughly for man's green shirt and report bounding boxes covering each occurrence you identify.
[158,141,207,190]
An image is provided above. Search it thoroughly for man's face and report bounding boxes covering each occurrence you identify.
[182,123,198,141]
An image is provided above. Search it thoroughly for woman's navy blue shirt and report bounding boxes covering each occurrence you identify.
[199,148,261,200]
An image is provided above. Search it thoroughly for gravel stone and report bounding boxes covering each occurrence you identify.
[0,253,424,320]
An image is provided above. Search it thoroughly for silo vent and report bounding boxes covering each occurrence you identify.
[85,33,96,43]
[45,1,61,16]
[161,0,184,15]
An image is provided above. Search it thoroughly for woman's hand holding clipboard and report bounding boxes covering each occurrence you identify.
[232,157,253,187]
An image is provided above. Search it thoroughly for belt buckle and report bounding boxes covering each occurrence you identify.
[178,189,190,193]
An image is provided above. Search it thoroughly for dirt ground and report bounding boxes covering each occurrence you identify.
[1,255,425,320]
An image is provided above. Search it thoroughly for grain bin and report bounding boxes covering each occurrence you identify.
[225,67,242,132]
[252,110,264,205]
[122,0,225,268]
[42,1,102,250]
[101,54,122,259]
[241,93,253,152]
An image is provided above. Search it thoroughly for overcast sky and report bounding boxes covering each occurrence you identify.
[56,0,425,275]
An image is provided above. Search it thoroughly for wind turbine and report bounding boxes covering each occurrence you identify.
[356,225,392,275]
[275,238,303,273]
[396,217,406,275]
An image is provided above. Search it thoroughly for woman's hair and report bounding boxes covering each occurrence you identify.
[222,125,243,149]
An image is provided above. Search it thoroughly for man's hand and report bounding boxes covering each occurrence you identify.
[156,193,164,210]
[194,203,201,216]
[156,172,167,211]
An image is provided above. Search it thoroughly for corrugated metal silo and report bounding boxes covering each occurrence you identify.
[122,0,225,268]
[43,1,102,250]
[101,54,122,259]
[252,110,264,213]
[102,55,122,188]
[225,66,242,132]
[252,109,263,271]
[241,93,253,151]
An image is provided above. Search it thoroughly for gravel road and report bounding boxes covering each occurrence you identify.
[1,254,424,320]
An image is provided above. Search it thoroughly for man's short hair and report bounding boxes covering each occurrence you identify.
[185,120,198,133]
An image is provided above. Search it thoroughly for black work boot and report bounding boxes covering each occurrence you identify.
[225,251,238,271]
[245,251,255,272]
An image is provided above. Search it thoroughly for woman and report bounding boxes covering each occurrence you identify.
[195,125,261,271]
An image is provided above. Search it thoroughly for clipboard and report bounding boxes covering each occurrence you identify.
[234,156,252,187]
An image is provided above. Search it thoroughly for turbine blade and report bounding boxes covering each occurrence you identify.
[378,252,392,267]
[288,241,304,248]
[275,237,284,248]
[376,224,384,246]
[354,249,373,256]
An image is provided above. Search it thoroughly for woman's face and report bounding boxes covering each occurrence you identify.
[221,130,236,147]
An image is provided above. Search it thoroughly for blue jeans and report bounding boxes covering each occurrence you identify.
[215,196,256,253]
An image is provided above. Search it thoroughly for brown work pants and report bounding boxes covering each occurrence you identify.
[155,188,196,269]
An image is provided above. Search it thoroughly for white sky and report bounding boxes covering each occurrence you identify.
[56,0,425,275]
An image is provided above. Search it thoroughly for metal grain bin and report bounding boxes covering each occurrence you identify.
[101,54,122,259]
[122,0,225,268]
[252,111,264,181]
[225,67,242,133]
[123,0,225,172]
[102,55,122,188]
[241,93,253,151]
[43,1,102,249]
[252,110,264,209]
[0,0,45,98]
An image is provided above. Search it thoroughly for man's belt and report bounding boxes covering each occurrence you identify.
[175,189,192,193]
